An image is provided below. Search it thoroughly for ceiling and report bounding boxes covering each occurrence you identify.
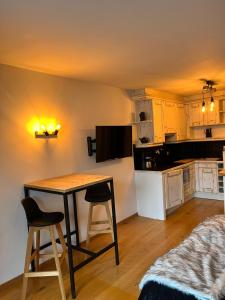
[1,0,225,95]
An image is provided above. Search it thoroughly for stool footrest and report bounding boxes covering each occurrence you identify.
[25,271,59,278]
[89,229,112,235]
[91,220,109,225]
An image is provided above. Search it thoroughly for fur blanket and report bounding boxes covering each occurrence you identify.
[139,215,225,300]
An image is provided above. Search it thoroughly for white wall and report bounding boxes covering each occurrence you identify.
[0,64,137,284]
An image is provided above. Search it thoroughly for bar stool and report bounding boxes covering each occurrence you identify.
[85,182,114,246]
[21,197,67,300]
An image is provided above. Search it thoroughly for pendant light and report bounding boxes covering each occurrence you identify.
[201,91,206,113]
[201,80,216,113]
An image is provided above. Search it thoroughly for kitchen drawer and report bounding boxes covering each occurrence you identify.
[197,162,217,169]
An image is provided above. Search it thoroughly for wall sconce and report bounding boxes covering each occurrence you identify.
[35,122,61,138]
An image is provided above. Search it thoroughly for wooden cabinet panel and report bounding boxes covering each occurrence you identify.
[196,162,218,193]
[164,169,184,209]
[206,100,219,125]
[163,101,176,134]
[188,100,219,127]
[176,103,187,140]
[152,99,165,143]
[188,102,204,127]
[199,167,218,193]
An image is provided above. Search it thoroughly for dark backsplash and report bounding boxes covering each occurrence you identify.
[133,140,225,170]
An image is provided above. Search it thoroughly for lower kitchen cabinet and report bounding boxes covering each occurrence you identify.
[135,161,222,221]
[135,171,166,220]
[195,162,218,193]
[163,169,184,209]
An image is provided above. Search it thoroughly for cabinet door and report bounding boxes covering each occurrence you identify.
[189,165,195,195]
[163,101,176,133]
[152,99,165,143]
[164,169,184,209]
[176,103,187,140]
[189,102,204,127]
[206,100,219,125]
[199,167,218,193]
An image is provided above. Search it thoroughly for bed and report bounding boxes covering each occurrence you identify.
[138,281,199,300]
[138,215,225,300]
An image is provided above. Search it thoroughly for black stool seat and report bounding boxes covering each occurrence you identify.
[21,197,64,227]
[85,182,111,202]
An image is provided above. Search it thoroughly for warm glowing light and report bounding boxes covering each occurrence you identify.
[56,124,61,130]
[47,123,55,134]
[201,104,206,113]
[210,101,215,112]
[27,117,61,138]
[41,124,46,131]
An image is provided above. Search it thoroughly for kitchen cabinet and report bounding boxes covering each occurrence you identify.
[131,99,154,146]
[195,162,218,193]
[163,101,187,140]
[188,102,204,127]
[183,163,195,202]
[152,99,165,143]
[176,103,187,140]
[206,100,219,125]
[135,171,166,220]
[131,98,165,146]
[163,101,177,134]
[164,169,184,209]
[188,100,219,127]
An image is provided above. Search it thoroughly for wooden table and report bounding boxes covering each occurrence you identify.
[24,173,120,299]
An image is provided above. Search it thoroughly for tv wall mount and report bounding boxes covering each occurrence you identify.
[87,136,96,156]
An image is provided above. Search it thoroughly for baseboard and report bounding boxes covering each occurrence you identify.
[194,192,224,200]
[118,213,138,224]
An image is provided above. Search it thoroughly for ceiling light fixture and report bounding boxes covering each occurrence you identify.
[201,80,216,113]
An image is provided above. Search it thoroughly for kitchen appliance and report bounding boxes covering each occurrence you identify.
[144,156,155,169]
[204,128,212,138]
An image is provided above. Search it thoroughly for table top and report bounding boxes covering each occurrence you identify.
[24,173,113,193]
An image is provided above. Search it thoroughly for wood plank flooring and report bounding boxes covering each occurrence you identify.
[0,198,224,300]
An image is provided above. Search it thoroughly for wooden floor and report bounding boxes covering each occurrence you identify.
[0,198,224,300]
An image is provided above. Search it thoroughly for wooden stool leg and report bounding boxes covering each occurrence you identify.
[104,202,114,241]
[35,230,40,271]
[49,226,66,300]
[86,203,94,247]
[56,223,68,267]
[21,227,35,300]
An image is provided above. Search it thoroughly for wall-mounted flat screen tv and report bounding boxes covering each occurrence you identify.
[96,125,132,163]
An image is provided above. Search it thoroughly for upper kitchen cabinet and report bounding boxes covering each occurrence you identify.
[163,101,187,140]
[176,103,187,140]
[206,99,219,125]
[218,98,225,123]
[188,100,219,127]
[188,102,204,127]
[131,98,154,146]
[152,99,165,144]
[163,101,177,134]
[131,98,164,146]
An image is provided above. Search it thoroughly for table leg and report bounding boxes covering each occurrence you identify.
[24,188,36,272]
[72,192,80,246]
[109,180,120,265]
[63,194,76,298]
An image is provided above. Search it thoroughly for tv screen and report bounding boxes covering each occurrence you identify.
[96,126,132,163]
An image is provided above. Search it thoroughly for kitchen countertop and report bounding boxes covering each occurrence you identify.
[137,158,222,173]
